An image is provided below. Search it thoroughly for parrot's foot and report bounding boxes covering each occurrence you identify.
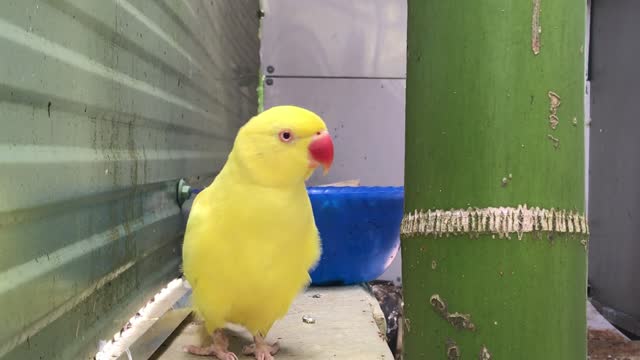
[183,329,238,360]
[183,345,238,360]
[242,335,280,360]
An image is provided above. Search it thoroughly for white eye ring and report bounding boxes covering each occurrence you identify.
[279,130,294,142]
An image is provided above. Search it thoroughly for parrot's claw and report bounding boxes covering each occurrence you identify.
[242,341,280,360]
[183,345,238,360]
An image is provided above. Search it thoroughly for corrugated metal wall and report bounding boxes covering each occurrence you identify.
[0,1,259,359]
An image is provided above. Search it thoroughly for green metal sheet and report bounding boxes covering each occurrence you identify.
[0,1,259,359]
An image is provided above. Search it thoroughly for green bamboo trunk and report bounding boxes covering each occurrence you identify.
[402,0,587,359]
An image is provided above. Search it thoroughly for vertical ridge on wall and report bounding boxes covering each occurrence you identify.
[0,1,260,359]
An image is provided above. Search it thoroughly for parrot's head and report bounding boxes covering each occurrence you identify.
[230,105,334,187]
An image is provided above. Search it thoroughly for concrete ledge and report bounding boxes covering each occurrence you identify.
[152,286,393,360]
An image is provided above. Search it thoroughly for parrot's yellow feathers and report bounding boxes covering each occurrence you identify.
[181,105,329,341]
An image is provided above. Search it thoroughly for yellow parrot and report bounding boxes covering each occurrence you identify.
[182,105,334,360]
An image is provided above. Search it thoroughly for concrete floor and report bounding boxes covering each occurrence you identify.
[587,301,640,360]
[150,286,393,360]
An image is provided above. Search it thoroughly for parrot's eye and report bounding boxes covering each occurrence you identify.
[278,130,293,143]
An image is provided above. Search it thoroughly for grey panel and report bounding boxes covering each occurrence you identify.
[0,1,259,359]
[588,0,640,334]
[264,77,405,186]
[264,77,405,285]
[261,0,407,78]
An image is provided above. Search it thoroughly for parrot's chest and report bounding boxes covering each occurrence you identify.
[232,203,315,252]
[185,184,321,287]
[183,183,321,331]
[221,193,319,271]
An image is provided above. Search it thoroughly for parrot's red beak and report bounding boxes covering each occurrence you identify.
[308,131,334,176]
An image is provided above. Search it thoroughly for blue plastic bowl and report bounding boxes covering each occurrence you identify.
[306,186,404,286]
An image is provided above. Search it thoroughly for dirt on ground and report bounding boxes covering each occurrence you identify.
[588,329,640,360]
